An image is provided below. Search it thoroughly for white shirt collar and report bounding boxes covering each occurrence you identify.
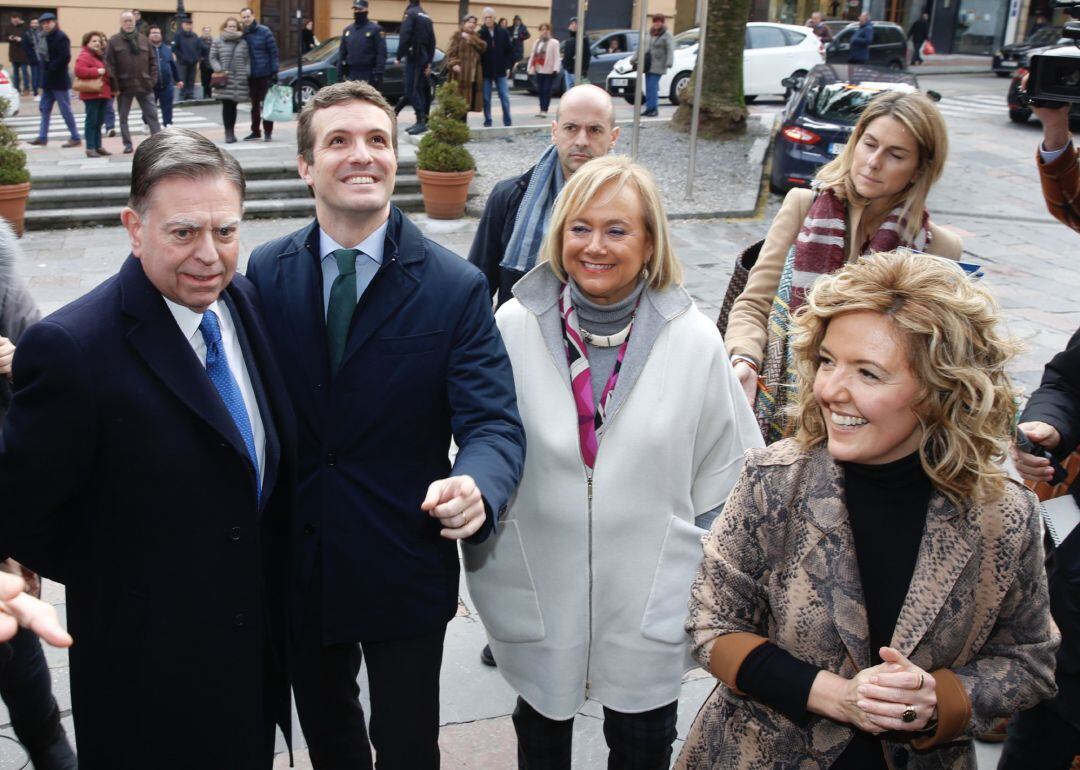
[319,219,389,266]
[163,296,227,345]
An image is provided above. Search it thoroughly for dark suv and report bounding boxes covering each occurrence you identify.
[825,22,907,69]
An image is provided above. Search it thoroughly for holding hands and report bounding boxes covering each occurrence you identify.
[421,475,486,540]
[811,647,937,733]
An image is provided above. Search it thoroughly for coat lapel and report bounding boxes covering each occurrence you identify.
[799,451,871,670]
[272,222,328,407]
[889,494,977,656]
[119,256,253,471]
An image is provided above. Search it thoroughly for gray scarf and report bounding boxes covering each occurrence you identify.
[34,31,48,64]
[500,144,565,274]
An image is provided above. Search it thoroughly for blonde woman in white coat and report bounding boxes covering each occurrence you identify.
[464,156,763,769]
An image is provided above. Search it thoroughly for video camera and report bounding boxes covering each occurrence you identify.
[1024,0,1080,105]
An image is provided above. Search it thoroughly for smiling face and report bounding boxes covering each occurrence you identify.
[813,310,923,465]
[562,181,652,306]
[298,99,397,231]
[122,175,243,313]
[850,115,920,203]
[240,8,254,27]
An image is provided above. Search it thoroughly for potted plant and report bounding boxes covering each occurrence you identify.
[415,81,475,219]
[0,97,30,236]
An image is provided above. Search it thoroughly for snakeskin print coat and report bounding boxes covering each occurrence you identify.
[676,440,1059,770]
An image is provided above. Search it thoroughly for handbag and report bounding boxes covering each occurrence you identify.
[753,244,800,444]
[716,238,764,338]
[72,76,104,93]
[261,83,295,123]
[210,70,229,87]
[921,39,936,56]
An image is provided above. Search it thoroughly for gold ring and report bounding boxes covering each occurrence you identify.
[902,705,917,723]
[916,673,924,690]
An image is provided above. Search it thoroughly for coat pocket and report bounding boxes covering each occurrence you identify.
[641,514,706,645]
[463,520,545,643]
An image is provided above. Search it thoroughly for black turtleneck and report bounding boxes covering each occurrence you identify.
[734,452,931,768]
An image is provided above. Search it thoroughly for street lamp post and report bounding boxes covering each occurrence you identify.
[295,8,304,112]
[574,0,587,85]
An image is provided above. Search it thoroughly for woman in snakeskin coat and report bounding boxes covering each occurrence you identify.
[677,252,1059,770]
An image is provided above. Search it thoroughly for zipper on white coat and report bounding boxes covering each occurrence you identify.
[584,472,594,698]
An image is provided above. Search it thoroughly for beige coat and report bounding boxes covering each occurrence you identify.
[676,440,1059,770]
[724,188,964,364]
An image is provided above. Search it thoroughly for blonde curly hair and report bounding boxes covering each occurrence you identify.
[789,251,1020,507]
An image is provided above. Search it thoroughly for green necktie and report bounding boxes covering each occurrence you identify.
[326,248,360,375]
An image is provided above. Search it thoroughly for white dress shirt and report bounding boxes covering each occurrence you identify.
[164,296,267,483]
[319,220,389,317]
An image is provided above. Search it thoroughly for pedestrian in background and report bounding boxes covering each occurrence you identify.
[132,9,149,37]
[643,13,673,117]
[465,156,762,769]
[678,252,1059,770]
[339,0,386,88]
[478,7,514,127]
[445,14,486,116]
[397,0,437,134]
[725,91,960,439]
[75,30,113,158]
[527,23,560,118]
[28,13,80,149]
[148,25,180,128]
[3,13,31,96]
[105,9,160,154]
[807,11,833,41]
[210,17,250,144]
[20,17,41,97]
[239,6,279,142]
[0,218,79,770]
[199,25,214,98]
[908,12,930,65]
[849,11,874,63]
[172,15,201,100]
[560,16,590,90]
[510,14,530,64]
[302,18,318,54]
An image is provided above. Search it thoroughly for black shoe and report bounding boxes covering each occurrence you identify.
[642,109,659,117]
[27,137,46,146]
[123,144,134,154]
[264,132,272,142]
[242,132,261,141]
[107,128,117,137]
[406,122,428,135]
[393,97,407,115]
[225,131,237,144]
[480,644,497,667]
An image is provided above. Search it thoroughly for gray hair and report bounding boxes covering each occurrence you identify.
[128,128,245,216]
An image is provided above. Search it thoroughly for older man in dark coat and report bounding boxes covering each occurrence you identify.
[0,129,294,770]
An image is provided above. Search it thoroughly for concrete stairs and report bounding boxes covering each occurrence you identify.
[24,158,423,230]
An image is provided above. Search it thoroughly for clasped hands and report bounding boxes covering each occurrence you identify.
[812,646,937,734]
[421,475,486,540]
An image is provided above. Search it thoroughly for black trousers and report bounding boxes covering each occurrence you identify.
[248,75,273,135]
[998,697,1080,770]
[291,569,445,770]
[512,696,678,770]
[0,626,75,768]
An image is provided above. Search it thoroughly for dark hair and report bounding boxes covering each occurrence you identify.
[148,24,161,33]
[81,30,106,46]
[240,7,255,14]
[129,128,245,215]
[297,79,398,162]
[221,17,240,31]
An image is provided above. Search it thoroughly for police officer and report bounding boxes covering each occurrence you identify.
[339,0,386,87]
[397,0,436,134]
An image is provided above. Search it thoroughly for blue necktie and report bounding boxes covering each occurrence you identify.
[199,309,260,497]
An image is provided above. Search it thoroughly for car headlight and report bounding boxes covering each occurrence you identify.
[614,59,631,74]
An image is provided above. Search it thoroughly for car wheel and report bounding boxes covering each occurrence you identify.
[995,71,1011,77]
[1009,108,1031,124]
[670,71,692,105]
[623,89,639,104]
[888,59,904,70]
[298,79,319,104]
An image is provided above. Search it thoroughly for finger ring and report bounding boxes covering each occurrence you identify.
[902,705,917,723]
[915,673,924,690]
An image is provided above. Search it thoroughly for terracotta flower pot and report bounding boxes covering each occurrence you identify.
[0,182,31,237]
[417,169,474,220]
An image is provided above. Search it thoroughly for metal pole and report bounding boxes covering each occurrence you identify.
[295,8,304,112]
[685,0,708,199]
[631,0,650,160]
[574,0,587,85]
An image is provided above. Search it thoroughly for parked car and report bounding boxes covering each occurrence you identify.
[1006,43,1080,123]
[769,63,931,193]
[605,23,824,106]
[993,26,1063,76]
[277,35,445,104]
[512,29,640,97]
[825,21,907,69]
[0,68,20,117]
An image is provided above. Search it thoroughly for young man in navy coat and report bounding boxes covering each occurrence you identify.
[246,80,525,770]
[0,129,294,770]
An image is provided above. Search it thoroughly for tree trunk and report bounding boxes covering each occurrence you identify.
[671,0,751,137]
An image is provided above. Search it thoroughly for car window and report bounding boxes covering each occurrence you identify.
[748,26,788,49]
[783,28,808,45]
[302,37,342,63]
[834,27,852,44]
[873,26,903,43]
[385,37,398,58]
[628,31,640,49]
[1030,27,1061,45]
[806,82,916,122]
[674,30,699,48]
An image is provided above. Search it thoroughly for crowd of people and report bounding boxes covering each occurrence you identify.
[0,7,1077,770]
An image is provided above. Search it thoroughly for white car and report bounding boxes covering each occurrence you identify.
[606,23,825,105]
[0,67,20,117]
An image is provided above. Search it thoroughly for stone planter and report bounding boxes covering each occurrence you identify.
[416,169,474,220]
[0,182,31,236]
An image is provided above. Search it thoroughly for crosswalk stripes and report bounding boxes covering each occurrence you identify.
[8,108,218,140]
[932,92,1009,119]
